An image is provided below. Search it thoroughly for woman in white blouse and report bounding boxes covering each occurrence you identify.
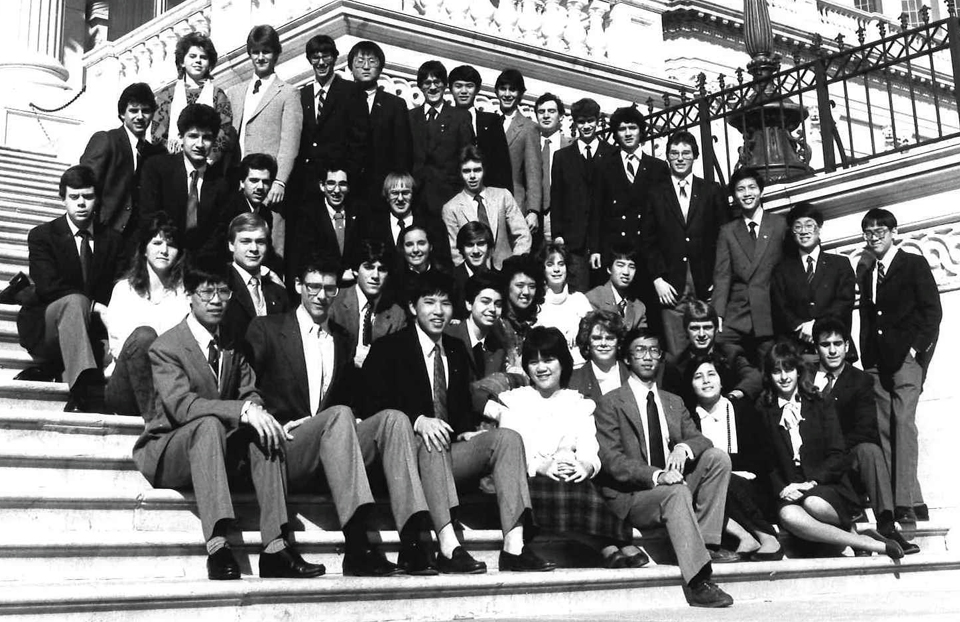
[484,326,641,569]
[535,243,592,369]
[104,214,189,415]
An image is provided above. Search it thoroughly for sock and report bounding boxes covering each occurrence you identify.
[206,536,227,555]
[399,512,429,545]
[343,513,370,555]
[263,538,286,554]
[687,562,712,589]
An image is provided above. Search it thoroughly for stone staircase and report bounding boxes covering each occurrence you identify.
[0,146,957,619]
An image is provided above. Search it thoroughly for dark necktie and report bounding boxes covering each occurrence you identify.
[748,221,758,241]
[361,302,373,347]
[207,337,220,383]
[877,262,886,289]
[186,170,199,232]
[135,139,146,173]
[625,155,636,183]
[316,87,326,122]
[617,298,627,317]
[333,209,345,253]
[252,79,262,95]
[433,344,448,422]
[395,217,406,248]
[78,229,93,287]
[427,107,438,124]
[473,342,485,376]
[806,256,815,284]
[584,144,592,161]
[824,372,836,396]
[474,194,490,228]
[646,392,666,469]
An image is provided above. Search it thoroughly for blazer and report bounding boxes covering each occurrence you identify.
[79,127,166,233]
[138,154,232,258]
[360,326,477,436]
[365,88,413,206]
[594,383,712,518]
[540,133,573,215]
[585,282,648,331]
[18,216,124,351]
[132,319,261,483]
[504,112,542,215]
[661,343,763,408]
[771,249,856,336]
[328,284,407,361]
[823,364,880,449]
[293,190,365,270]
[220,266,289,345]
[409,104,475,217]
[549,140,615,252]
[640,175,731,301]
[352,210,452,265]
[444,320,507,379]
[244,311,353,424]
[474,109,512,191]
[227,76,303,185]
[712,211,788,337]
[569,361,630,402]
[442,187,531,268]
[297,76,370,184]
[857,248,941,374]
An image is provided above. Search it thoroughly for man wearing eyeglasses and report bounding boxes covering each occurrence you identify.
[595,328,736,608]
[857,208,941,524]
[639,131,730,355]
[769,202,855,354]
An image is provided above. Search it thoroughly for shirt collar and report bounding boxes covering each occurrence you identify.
[296,304,328,335]
[355,285,370,312]
[183,155,206,177]
[697,396,731,423]
[250,73,275,92]
[577,138,599,156]
[123,125,144,153]
[186,312,219,350]
[877,245,899,271]
[326,198,344,214]
[232,261,260,283]
[777,390,800,409]
[466,316,486,348]
[672,173,694,189]
[743,209,764,229]
[591,360,618,380]
[65,216,92,237]
[627,374,657,401]
[609,283,624,305]
[425,102,444,116]
[415,323,442,358]
[502,109,517,121]
[620,148,639,163]
[314,74,335,92]
[799,245,821,265]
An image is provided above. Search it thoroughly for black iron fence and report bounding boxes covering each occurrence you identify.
[640,4,960,186]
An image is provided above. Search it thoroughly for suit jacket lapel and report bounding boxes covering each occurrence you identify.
[230,270,258,319]
[176,323,218,396]
[505,115,521,145]
[687,178,704,224]
[281,314,311,412]
[663,184,686,227]
[753,216,774,264]
[250,80,281,121]
[621,390,649,463]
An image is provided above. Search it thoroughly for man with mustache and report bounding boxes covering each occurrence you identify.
[228,153,282,274]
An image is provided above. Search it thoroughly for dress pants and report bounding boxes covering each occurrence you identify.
[38,293,100,388]
[621,448,730,583]
[105,326,158,416]
[356,409,430,531]
[285,405,374,527]
[153,416,287,543]
[849,441,894,515]
[868,356,924,507]
[417,427,531,533]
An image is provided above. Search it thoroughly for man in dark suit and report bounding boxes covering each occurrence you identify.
[496,69,542,235]
[361,271,555,574]
[409,60,475,221]
[812,317,918,554]
[246,258,434,576]
[17,165,124,412]
[585,242,648,331]
[80,83,166,255]
[226,153,282,274]
[535,93,573,243]
[640,131,730,354]
[220,213,288,344]
[712,167,787,365]
[132,259,323,581]
[551,98,614,292]
[857,208,941,522]
[448,65,512,192]
[771,202,855,352]
[595,328,735,607]
[445,272,507,379]
[348,41,412,210]
[139,103,231,259]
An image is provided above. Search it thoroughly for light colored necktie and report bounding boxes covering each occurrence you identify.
[678,178,688,198]
[249,276,265,316]
[186,170,199,232]
[333,210,345,253]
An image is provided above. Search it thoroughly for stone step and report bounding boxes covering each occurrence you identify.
[0,379,69,409]
[0,201,61,222]
[0,146,68,166]
[0,554,957,621]
[0,191,61,210]
[0,174,60,196]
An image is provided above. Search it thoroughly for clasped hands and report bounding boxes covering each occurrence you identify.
[537,457,591,483]
[779,481,816,502]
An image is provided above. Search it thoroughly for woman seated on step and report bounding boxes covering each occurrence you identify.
[104,213,189,416]
[499,254,544,374]
[684,354,782,561]
[756,340,904,559]
[482,326,645,569]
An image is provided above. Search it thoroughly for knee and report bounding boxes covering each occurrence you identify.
[190,416,227,444]
[662,482,694,508]
[854,442,883,464]
[494,427,524,449]
[127,326,159,347]
[327,405,355,426]
[383,409,414,434]
[57,293,92,319]
[700,447,731,471]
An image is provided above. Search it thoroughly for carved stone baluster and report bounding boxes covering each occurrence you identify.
[585,0,609,60]
[445,0,469,26]
[119,50,137,82]
[188,10,211,36]
[517,0,542,45]
[145,35,167,87]
[563,0,588,54]
[540,0,565,49]
[133,43,154,84]
[420,0,444,19]
[494,0,519,40]
[469,0,495,31]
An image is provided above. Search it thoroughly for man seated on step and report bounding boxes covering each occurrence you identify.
[132,258,323,581]
[594,328,736,608]
[585,242,648,332]
[17,165,125,412]
[245,256,436,576]
[811,316,920,555]
[445,272,507,380]
[360,271,556,574]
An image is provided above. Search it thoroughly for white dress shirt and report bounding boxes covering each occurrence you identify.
[415,323,448,393]
[577,138,600,159]
[502,109,517,134]
[872,245,899,300]
[65,216,94,257]
[232,262,265,316]
[466,316,485,349]
[424,102,445,121]
[239,73,276,156]
[799,245,821,278]
[390,213,409,245]
[365,87,377,113]
[696,396,738,455]
[626,376,672,485]
[296,305,335,415]
[621,149,640,181]
[541,132,563,166]
[314,75,334,117]
[777,391,804,464]
[672,174,693,220]
[182,155,206,198]
[743,208,764,236]
[123,125,143,171]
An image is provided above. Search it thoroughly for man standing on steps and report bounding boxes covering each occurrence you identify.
[17,165,124,412]
[496,69,542,237]
[535,92,572,244]
[133,258,323,581]
[448,64,512,192]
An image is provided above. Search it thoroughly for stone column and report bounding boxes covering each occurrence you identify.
[0,0,69,88]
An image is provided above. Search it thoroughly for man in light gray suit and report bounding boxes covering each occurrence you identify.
[595,328,736,608]
[496,69,542,235]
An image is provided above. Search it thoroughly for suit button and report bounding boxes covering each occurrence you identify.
[809,302,815,306]
[682,257,687,262]
[622,215,626,220]
[125,206,131,210]
[621,232,626,237]
[877,310,883,316]
[685,237,690,242]
[312,142,318,147]
[878,329,883,335]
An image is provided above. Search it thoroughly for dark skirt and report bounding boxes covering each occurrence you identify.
[778,482,861,530]
[528,476,633,543]
[725,474,777,536]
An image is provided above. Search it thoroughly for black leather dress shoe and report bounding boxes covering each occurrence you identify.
[14,365,59,382]
[601,550,630,569]
[624,549,650,568]
[436,546,486,574]
[746,549,784,562]
[914,504,930,522]
[894,506,917,523]
[865,530,904,560]
[259,547,325,578]
[684,580,734,608]
[207,547,241,580]
[342,547,402,577]
[878,526,921,555]
[0,272,30,305]
[397,541,439,576]
[498,546,557,572]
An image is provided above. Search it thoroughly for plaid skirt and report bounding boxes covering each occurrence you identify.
[528,476,633,542]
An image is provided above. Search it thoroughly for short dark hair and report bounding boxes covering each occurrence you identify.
[417,60,447,87]
[246,25,281,55]
[449,65,481,88]
[238,153,277,182]
[576,310,626,361]
[297,254,340,283]
[184,257,230,293]
[787,202,824,227]
[862,207,897,231]
[619,327,662,360]
[683,353,726,397]
[459,144,484,166]
[667,131,700,159]
[522,326,574,387]
[570,98,600,121]
[352,238,394,272]
[409,269,454,305]
[464,272,502,304]
[59,165,98,199]
[535,92,565,117]
[608,106,646,137]
[227,212,269,243]
[177,103,221,135]
[729,166,765,194]
[682,299,719,330]
[495,69,526,93]
[175,32,218,77]
[117,83,157,116]
[812,315,851,344]
[348,40,384,67]
[608,241,639,266]
[456,221,494,254]
[320,165,350,183]
[305,34,338,58]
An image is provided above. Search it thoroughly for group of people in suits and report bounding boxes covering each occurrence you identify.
[6,23,943,611]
